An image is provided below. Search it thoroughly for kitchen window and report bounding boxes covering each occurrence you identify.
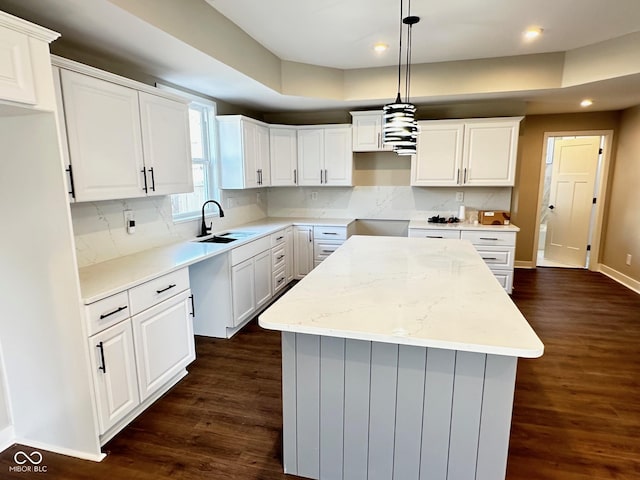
[171,102,218,222]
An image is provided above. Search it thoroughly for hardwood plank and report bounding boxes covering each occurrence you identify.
[0,268,638,479]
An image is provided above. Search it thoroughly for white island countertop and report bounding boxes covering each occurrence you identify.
[259,235,543,358]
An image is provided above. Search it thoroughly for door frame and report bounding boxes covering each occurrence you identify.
[533,130,614,271]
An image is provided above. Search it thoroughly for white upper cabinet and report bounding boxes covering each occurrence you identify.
[350,110,392,152]
[411,117,522,187]
[54,57,193,202]
[218,115,271,189]
[298,125,352,186]
[139,92,193,196]
[60,69,146,201]
[0,11,59,108]
[269,127,298,186]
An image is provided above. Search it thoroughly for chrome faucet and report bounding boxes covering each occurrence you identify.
[198,200,225,237]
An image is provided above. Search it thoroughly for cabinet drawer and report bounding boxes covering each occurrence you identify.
[272,246,286,270]
[475,246,515,269]
[408,228,461,239]
[273,267,288,295]
[230,236,271,266]
[314,225,347,240]
[461,230,516,246]
[270,229,287,247]
[314,239,344,262]
[490,268,514,293]
[128,268,190,316]
[86,291,131,336]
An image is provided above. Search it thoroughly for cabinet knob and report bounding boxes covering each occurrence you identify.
[548,205,555,210]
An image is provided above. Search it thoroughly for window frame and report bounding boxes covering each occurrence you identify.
[156,83,220,223]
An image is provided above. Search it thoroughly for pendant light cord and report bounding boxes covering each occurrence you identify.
[396,0,404,100]
[405,0,412,103]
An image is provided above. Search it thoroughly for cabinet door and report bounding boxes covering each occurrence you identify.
[351,112,392,152]
[294,226,314,279]
[285,226,294,282]
[324,127,353,186]
[412,121,464,186]
[270,127,298,186]
[254,250,272,310]
[242,121,260,188]
[297,129,323,185]
[131,290,195,401]
[462,120,519,186]
[60,69,145,201]
[256,124,271,186]
[138,92,193,196]
[89,320,139,434]
[0,27,36,105]
[232,257,256,326]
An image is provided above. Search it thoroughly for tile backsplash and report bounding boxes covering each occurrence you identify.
[72,190,266,267]
[266,186,512,221]
[72,186,511,268]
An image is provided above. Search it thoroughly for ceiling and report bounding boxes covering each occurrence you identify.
[1,0,640,116]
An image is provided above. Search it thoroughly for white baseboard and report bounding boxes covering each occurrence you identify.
[515,261,535,269]
[12,437,105,462]
[599,264,640,295]
[0,425,15,452]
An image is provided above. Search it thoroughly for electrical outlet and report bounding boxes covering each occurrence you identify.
[256,192,261,203]
[311,191,318,201]
[227,197,235,208]
[123,209,135,234]
[456,191,464,202]
[626,254,632,266]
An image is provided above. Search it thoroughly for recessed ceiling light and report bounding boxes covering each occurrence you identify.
[524,27,543,40]
[373,43,389,53]
[580,99,593,107]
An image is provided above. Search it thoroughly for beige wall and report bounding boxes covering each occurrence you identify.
[601,106,640,281]
[511,111,621,265]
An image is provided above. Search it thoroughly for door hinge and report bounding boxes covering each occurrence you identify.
[599,148,603,155]
[592,197,597,204]
[586,244,591,251]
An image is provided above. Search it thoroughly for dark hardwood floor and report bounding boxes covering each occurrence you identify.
[1,268,638,479]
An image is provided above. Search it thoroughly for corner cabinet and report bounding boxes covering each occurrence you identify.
[218,115,271,189]
[297,125,353,186]
[52,57,193,202]
[350,110,393,152]
[411,117,522,187]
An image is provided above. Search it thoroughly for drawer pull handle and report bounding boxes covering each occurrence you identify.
[189,294,195,317]
[482,257,498,260]
[322,250,335,253]
[99,305,128,319]
[322,232,338,235]
[277,277,286,284]
[277,255,285,260]
[426,235,443,238]
[156,284,176,294]
[479,237,499,241]
[276,236,284,241]
[96,342,106,374]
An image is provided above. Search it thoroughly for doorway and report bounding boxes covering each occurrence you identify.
[535,132,610,269]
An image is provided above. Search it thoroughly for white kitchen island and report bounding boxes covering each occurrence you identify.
[259,235,543,480]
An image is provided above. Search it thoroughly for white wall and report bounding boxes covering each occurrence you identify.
[267,186,512,221]
[72,189,267,267]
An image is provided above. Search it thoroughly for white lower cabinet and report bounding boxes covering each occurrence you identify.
[408,227,517,293]
[231,238,272,327]
[89,319,139,434]
[131,290,195,401]
[232,258,256,327]
[294,225,314,279]
[254,250,272,309]
[85,268,195,440]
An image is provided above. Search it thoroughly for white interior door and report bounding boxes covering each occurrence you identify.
[544,137,600,266]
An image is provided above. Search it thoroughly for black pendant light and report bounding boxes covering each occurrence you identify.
[383,0,420,156]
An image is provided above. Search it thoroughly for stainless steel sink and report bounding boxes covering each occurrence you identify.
[198,236,237,243]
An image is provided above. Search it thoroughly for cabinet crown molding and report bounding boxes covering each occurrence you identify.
[0,10,60,42]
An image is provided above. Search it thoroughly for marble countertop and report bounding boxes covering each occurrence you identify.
[78,217,355,304]
[408,220,520,231]
[259,235,543,358]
